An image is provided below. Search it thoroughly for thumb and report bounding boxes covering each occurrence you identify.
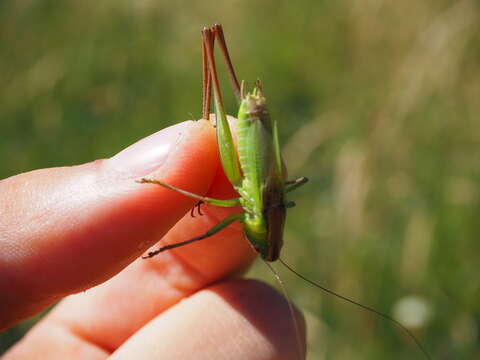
[0,119,218,329]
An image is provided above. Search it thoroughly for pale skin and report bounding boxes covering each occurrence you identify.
[0,118,306,359]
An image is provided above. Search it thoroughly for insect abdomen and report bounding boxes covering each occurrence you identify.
[237,94,277,206]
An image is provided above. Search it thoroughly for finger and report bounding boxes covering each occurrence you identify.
[10,159,256,355]
[4,280,306,360]
[4,116,258,356]
[0,119,219,329]
[111,280,306,360]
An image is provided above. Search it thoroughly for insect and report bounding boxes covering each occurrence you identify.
[138,24,431,360]
[139,24,308,260]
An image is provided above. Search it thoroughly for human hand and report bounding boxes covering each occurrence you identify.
[1,119,306,359]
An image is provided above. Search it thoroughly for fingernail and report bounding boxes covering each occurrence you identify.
[106,121,196,177]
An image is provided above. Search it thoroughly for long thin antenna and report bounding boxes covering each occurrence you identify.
[262,260,305,360]
[279,258,432,360]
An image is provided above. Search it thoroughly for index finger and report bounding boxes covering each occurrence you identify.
[39,160,256,352]
[0,119,223,329]
[5,118,258,356]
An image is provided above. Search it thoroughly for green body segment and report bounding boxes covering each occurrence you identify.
[216,87,286,261]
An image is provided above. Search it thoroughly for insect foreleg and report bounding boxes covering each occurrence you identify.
[142,212,244,258]
[138,178,240,207]
[285,176,309,193]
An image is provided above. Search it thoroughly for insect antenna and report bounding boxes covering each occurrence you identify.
[279,258,432,360]
[262,260,305,360]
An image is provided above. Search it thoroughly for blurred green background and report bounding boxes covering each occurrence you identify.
[1,0,479,359]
